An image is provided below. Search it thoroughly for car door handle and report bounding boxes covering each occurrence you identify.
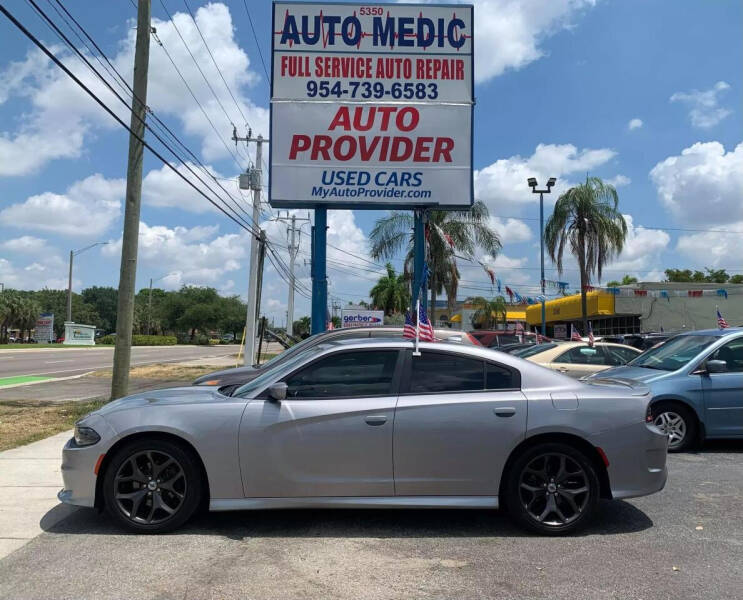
[494,407,516,417]
[557,367,569,373]
[364,415,387,426]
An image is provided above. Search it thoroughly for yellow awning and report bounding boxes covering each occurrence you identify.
[449,313,462,323]
[506,310,526,321]
[526,292,615,326]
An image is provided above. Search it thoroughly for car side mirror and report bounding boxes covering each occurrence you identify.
[706,360,727,374]
[267,382,287,401]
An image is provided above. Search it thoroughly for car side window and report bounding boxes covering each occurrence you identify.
[709,339,743,373]
[557,346,605,365]
[486,362,520,390]
[602,346,637,366]
[284,350,398,398]
[410,352,484,393]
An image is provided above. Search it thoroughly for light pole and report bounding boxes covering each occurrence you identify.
[527,177,556,337]
[66,242,109,322]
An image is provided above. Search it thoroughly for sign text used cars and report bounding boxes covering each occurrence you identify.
[270,2,474,209]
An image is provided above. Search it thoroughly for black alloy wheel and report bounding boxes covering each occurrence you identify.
[506,443,599,535]
[103,438,202,533]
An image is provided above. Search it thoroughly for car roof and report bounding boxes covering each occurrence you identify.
[675,327,743,337]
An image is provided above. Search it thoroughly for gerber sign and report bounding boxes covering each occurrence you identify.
[270,2,474,209]
[341,308,385,327]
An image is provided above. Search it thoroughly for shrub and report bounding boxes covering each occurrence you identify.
[96,335,176,346]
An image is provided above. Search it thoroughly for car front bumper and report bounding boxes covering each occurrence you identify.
[591,420,669,500]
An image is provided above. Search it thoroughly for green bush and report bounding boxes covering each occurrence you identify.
[96,335,176,346]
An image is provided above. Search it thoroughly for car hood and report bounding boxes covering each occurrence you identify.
[93,386,225,416]
[587,365,675,383]
[192,364,261,386]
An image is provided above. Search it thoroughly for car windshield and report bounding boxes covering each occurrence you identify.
[629,335,718,371]
[233,344,328,397]
[513,343,558,358]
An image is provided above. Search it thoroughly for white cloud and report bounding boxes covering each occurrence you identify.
[474,143,617,214]
[0,236,49,255]
[0,254,72,291]
[142,162,235,214]
[606,174,631,187]
[103,221,248,288]
[676,221,743,268]
[0,174,124,236]
[649,141,743,225]
[0,3,267,175]
[670,81,732,129]
[628,118,643,130]
[467,0,598,83]
[602,214,670,277]
[488,216,532,244]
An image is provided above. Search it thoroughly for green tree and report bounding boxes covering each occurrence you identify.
[370,202,501,317]
[30,289,100,337]
[369,263,410,315]
[218,295,247,339]
[81,286,118,331]
[730,274,743,284]
[606,274,638,287]
[292,316,311,338]
[470,295,508,329]
[664,268,730,283]
[544,177,628,332]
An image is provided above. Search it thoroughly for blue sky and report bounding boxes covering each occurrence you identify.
[0,0,741,325]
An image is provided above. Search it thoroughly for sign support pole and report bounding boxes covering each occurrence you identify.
[311,207,327,335]
[412,209,425,315]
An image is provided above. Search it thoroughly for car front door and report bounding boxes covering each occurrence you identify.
[702,337,743,436]
[393,350,527,496]
[239,349,402,498]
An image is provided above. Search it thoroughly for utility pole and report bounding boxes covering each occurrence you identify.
[234,129,269,366]
[111,0,151,400]
[67,250,74,323]
[272,211,310,337]
[527,177,556,337]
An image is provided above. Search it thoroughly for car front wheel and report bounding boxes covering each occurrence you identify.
[505,443,599,535]
[103,438,202,533]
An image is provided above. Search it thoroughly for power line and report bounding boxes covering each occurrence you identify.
[240,0,270,82]
[1,3,258,237]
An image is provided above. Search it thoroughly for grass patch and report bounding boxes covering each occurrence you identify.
[0,344,72,350]
[0,398,107,452]
[90,363,219,381]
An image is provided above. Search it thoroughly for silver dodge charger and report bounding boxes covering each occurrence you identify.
[59,339,668,535]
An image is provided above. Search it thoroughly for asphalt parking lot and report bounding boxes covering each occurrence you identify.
[1,441,741,600]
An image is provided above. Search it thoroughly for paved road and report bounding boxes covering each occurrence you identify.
[0,345,242,379]
[1,441,741,600]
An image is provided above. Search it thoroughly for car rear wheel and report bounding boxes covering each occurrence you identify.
[652,402,696,452]
[505,443,599,535]
[103,438,202,533]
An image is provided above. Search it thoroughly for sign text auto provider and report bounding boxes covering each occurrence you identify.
[270,2,473,208]
[341,308,385,327]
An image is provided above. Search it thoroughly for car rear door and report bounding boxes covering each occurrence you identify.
[393,349,527,496]
[549,345,610,378]
[239,348,403,498]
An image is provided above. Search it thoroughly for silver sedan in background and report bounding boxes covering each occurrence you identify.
[60,339,668,535]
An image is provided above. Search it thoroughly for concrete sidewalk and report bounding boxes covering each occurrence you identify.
[0,431,76,560]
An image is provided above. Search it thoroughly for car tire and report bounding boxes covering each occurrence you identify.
[103,438,203,533]
[505,442,600,536]
[652,402,697,452]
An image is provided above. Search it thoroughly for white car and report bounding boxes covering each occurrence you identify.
[525,342,641,379]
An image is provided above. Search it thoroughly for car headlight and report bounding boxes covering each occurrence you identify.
[74,424,101,447]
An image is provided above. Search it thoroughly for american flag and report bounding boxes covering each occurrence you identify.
[717,309,729,329]
[588,321,594,346]
[418,304,435,342]
[403,311,416,339]
[571,324,582,341]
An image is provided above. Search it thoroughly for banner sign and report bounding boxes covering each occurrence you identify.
[35,313,54,343]
[270,2,474,209]
[341,308,385,327]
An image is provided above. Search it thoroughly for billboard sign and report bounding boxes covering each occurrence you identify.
[341,308,385,327]
[34,313,54,343]
[270,2,474,209]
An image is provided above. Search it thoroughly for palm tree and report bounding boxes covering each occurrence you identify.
[470,295,508,329]
[544,177,628,333]
[369,202,501,318]
[369,263,410,316]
